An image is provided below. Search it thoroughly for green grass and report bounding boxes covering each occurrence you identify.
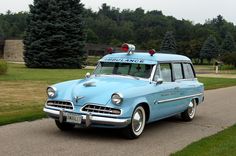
[171,125,236,156]
[0,63,93,126]
[198,77,236,90]
[0,63,93,84]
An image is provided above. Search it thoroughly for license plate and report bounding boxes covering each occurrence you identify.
[64,112,82,124]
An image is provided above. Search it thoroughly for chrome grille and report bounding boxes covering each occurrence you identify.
[82,104,121,115]
[46,101,73,110]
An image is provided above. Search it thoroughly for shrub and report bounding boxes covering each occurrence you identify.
[0,59,8,75]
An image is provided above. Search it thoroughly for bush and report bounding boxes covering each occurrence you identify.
[221,52,236,67]
[0,59,8,75]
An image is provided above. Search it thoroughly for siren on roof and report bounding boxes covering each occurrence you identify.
[121,43,135,54]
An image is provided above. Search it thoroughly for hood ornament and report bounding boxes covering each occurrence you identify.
[74,96,84,103]
[83,81,96,87]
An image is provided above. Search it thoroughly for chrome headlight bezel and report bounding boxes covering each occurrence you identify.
[111,93,123,105]
[47,86,57,98]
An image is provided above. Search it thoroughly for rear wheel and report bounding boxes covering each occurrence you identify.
[55,120,75,131]
[123,106,146,139]
[181,100,197,121]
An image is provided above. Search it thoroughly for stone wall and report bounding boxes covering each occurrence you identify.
[4,40,24,62]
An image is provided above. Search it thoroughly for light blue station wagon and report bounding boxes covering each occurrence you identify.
[44,44,204,139]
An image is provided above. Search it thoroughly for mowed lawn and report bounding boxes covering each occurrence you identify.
[1,63,236,126]
[172,124,236,156]
[0,63,93,125]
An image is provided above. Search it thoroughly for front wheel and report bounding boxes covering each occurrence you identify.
[55,120,75,131]
[181,100,197,121]
[123,106,146,139]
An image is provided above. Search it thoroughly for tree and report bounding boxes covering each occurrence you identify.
[221,52,236,67]
[200,35,219,63]
[23,0,86,68]
[221,32,236,53]
[160,31,177,53]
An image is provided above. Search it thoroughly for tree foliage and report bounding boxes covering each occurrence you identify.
[221,32,236,53]
[221,52,236,67]
[1,3,236,64]
[160,31,176,53]
[23,0,86,68]
[200,35,219,63]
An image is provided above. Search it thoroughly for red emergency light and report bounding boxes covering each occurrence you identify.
[121,43,135,54]
[149,49,156,56]
[106,47,113,54]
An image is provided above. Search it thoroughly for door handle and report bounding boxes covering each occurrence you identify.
[174,87,180,90]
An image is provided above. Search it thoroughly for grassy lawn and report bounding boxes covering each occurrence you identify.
[171,124,236,156]
[0,63,93,125]
[198,77,236,90]
[0,63,236,126]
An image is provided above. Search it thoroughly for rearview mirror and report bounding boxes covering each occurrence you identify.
[85,72,91,78]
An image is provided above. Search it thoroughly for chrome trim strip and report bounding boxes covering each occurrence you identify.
[157,93,203,104]
[43,108,130,127]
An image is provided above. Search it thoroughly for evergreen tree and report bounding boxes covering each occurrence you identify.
[23,0,86,68]
[221,32,236,53]
[200,35,219,63]
[160,31,177,53]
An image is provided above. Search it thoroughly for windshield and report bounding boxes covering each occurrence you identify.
[94,62,154,78]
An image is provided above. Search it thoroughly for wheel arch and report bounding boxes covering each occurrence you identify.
[136,102,150,122]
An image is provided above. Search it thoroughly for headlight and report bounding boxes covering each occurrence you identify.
[111,93,123,105]
[47,87,57,98]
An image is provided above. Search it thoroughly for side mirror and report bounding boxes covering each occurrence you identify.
[156,78,163,85]
[85,72,91,78]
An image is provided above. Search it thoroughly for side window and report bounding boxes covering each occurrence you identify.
[173,63,183,80]
[160,63,172,82]
[183,63,195,79]
[129,64,153,78]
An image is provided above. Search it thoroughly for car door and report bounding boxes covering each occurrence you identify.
[151,63,181,119]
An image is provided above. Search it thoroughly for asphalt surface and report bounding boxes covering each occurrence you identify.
[1,86,236,156]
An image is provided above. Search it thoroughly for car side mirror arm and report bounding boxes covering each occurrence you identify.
[155,78,163,85]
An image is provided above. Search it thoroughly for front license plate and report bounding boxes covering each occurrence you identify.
[64,112,82,124]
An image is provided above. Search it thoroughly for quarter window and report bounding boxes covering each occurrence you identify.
[160,63,172,82]
[183,63,195,79]
[173,63,183,80]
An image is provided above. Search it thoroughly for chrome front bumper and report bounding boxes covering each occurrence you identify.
[43,107,131,127]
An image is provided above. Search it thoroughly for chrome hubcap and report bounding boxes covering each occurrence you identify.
[188,101,196,118]
[132,107,145,136]
[132,110,143,132]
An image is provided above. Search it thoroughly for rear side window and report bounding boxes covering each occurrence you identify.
[173,63,183,80]
[160,63,172,82]
[183,63,195,79]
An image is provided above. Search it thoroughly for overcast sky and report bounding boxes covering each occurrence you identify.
[0,0,235,24]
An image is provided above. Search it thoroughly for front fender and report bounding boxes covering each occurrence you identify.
[106,96,149,119]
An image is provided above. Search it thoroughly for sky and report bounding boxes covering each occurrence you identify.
[0,0,235,24]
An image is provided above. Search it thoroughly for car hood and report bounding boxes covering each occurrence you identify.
[53,76,148,106]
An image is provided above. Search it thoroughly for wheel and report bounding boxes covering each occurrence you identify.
[123,106,146,139]
[55,120,75,131]
[181,100,197,121]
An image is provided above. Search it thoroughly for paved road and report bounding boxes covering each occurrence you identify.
[1,86,236,156]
